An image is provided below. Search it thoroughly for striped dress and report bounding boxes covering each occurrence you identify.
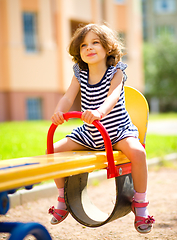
[67,61,138,150]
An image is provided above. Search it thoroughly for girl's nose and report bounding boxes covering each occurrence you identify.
[87,44,93,50]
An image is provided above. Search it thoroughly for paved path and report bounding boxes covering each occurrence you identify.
[147,119,177,135]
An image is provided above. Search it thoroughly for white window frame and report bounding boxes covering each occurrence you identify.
[154,0,176,14]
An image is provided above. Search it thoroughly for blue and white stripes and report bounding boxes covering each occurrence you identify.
[67,61,138,150]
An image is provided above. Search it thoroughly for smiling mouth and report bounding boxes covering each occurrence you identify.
[87,53,96,57]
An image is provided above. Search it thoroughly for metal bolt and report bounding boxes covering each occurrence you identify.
[119,167,122,175]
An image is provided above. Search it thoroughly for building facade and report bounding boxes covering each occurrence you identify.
[142,0,177,42]
[0,0,143,121]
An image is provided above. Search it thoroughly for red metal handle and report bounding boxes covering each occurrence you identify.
[47,111,117,178]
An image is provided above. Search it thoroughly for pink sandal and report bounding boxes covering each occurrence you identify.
[131,200,155,233]
[48,197,69,225]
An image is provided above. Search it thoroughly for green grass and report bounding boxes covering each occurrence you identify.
[145,134,177,159]
[149,112,177,121]
[0,119,82,160]
[0,114,177,160]
[146,112,177,158]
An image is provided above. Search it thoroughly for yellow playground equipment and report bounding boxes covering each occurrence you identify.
[0,86,149,238]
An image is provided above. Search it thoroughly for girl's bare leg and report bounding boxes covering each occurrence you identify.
[113,137,147,193]
[49,137,89,224]
[113,137,154,232]
[53,137,89,188]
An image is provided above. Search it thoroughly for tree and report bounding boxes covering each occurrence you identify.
[143,35,177,111]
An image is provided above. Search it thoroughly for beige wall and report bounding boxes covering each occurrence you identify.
[44,0,142,93]
[126,0,144,91]
[55,0,143,92]
[6,0,59,92]
[0,0,10,91]
[0,0,144,121]
[55,0,94,92]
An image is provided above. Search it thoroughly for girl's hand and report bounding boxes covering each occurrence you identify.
[51,111,65,125]
[81,110,102,124]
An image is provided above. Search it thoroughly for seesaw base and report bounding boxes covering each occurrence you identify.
[65,171,134,227]
[0,222,52,240]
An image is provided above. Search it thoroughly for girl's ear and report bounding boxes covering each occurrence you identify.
[107,50,112,55]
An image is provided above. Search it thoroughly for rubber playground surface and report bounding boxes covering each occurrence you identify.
[0,164,177,240]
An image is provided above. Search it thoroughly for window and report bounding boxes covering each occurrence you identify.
[118,32,127,60]
[26,98,42,120]
[118,32,126,41]
[154,0,176,13]
[22,12,38,52]
[114,0,125,4]
[155,25,175,38]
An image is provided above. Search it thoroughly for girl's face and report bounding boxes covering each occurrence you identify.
[80,31,107,67]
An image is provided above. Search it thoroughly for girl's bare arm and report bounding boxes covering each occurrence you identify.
[98,69,123,117]
[51,75,80,125]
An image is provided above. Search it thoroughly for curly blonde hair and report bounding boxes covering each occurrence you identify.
[69,23,125,70]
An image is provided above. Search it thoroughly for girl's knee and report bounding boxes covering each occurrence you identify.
[130,146,146,164]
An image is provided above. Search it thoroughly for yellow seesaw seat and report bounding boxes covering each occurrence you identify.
[124,86,149,146]
[0,86,149,192]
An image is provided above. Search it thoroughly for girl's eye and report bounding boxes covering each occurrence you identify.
[93,41,99,44]
[81,43,86,48]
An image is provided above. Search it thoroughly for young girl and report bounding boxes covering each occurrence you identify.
[49,23,155,233]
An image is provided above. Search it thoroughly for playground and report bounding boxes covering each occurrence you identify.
[0,163,177,240]
[0,88,177,239]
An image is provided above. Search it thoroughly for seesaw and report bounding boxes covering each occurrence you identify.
[0,86,149,239]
